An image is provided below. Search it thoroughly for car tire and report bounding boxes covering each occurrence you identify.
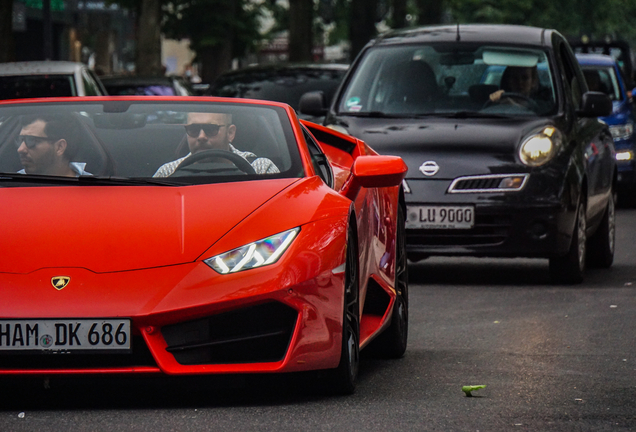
[327,221,360,395]
[366,205,408,358]
[587,191,615,268]
[549,202,586,284]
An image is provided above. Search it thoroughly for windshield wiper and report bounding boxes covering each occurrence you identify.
[0,174,182,186]
[338,111,509,119]
[77,176,183,186]
[439,111,511,119]
[0,173,80,185]
[339,111,410,118]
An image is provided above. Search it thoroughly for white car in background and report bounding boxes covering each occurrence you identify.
[0,61,107,99]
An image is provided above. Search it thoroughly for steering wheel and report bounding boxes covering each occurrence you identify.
[483,92,539,111]
[173,149,256,175]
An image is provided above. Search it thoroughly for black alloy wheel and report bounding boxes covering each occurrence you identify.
[587,191,616,268]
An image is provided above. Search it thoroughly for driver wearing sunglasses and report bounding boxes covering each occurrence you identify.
[153,112,279,177]
[16,114,90,177]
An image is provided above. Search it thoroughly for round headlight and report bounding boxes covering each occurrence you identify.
[519,131,557,167]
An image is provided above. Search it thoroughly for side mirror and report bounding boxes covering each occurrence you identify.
[299,91,327,117]
[577,91,612,117]
[341,155,408,201]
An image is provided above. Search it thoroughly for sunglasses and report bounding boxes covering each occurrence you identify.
[15,135,54,149]
[185,123,229,138]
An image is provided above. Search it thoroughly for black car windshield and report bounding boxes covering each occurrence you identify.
[0,75,77,99]
[210,66,348,110]
[0,100,302,185]
[338,44,557,117]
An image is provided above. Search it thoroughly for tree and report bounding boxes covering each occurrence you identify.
[0,0,15,62]
[136,0,163,75]
[349,0,378,60]
[163,0,262,82]
[415,0,444,25]
[390,0,408,29]
[288,0,313,62]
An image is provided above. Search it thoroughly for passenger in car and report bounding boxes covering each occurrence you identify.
[153,112,279,177]
[16,114,90,177]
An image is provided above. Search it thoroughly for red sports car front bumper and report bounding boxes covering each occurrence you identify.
[0,218,348,376]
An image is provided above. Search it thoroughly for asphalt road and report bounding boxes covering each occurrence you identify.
[1,210,635,432]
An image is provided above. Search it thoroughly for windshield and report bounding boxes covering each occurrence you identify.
[0,75,76,99]
[338,44,557,117]
[0,100,302,185]
[581,66,622,101]
[210,67,348,110]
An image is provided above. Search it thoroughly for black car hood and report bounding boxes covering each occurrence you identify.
[334,116,551,180]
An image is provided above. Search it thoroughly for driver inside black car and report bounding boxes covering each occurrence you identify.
[153,112,279,177]
[488,66,548,110]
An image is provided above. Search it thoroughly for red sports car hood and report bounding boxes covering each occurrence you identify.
[1,179,299,274]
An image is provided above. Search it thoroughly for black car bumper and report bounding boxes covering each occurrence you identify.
[406,202,574,258]
[403,167,578,260]
[616,164,636,190]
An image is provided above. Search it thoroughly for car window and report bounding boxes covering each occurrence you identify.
[82,70,101,96]
[0,75,77,99]
[0,101,303,184]
[172,78,192,96]
[338,44,557,117]
[581,66,622,101]
[558,42,583,108]
[210,67,348,110]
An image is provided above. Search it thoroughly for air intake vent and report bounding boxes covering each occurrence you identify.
[162,302,298,366]
[449,174,528,193]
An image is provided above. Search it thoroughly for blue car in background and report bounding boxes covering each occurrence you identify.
[577,53,636,206]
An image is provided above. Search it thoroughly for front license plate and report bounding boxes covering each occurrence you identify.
[406,205,475,229]
[0,319,131,353]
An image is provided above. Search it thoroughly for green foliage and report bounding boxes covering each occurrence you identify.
[324,0,350,45]
[261,0,289,39]
[19,0,65,11]
[162,0,263,57]
[446,0,636,44]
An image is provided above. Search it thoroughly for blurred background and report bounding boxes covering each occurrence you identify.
[1,0,636,89]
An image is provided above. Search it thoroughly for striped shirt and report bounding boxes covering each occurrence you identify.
[153,144,279,178]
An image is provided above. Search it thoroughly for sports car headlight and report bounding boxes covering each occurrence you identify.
[204,228,300,274]
[609,122,634,140]
[519,127,560,167]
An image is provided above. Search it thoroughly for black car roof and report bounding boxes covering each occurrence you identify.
[216,63,349,79]
[369,24,556,48]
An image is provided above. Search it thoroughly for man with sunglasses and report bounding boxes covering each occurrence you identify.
[16,114,90,177]
[153,112,279,177]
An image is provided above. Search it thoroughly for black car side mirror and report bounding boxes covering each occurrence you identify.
[577,91,612,117]
[299,91,327,117]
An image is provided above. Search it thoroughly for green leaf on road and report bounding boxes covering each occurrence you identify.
[462,385,486,397]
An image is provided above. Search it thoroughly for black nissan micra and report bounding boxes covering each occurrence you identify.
[300,24,616,284]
